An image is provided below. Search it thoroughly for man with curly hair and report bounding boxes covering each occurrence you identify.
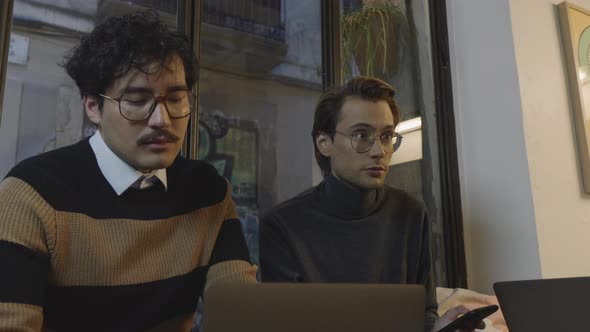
[0,10,256,331]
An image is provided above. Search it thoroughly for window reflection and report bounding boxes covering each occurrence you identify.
[341,0,447,286]
[197,0,323,267]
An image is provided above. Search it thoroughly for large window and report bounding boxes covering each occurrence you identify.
[0,0,465,287]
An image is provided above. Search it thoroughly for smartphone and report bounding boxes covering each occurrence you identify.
[438,304,499,332]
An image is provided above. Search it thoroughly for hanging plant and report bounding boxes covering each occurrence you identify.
[341,0,409,81]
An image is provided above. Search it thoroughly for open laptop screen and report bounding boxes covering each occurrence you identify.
[494,277,590,332]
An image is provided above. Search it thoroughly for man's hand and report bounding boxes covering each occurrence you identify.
[432,305,486,332]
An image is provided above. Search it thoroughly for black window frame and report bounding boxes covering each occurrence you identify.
[0,0,14,125]
[428,0,467,288]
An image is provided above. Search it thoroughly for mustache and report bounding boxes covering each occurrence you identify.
[137,130,180,145]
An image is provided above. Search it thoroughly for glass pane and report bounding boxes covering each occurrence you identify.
[0,0,179,179]
[341,0,447,286]
[197,0,323,267]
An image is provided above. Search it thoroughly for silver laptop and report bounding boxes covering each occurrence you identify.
[494,277,590,332]
[201,283,425,332]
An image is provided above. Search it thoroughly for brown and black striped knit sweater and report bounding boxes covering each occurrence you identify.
[0,138,257,332]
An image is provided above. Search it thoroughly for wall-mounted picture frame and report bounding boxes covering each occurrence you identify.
[558,1,590,194]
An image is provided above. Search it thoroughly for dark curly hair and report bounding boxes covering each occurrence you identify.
[312,76,401,177]
[64,10,197,108]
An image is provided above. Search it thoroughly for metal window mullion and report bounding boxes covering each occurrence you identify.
[178,0,202,160]
[321,0,342,90]
[0,0,14,126]
[429,0,468,288]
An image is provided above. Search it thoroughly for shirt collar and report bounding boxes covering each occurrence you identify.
[89,131,168,195]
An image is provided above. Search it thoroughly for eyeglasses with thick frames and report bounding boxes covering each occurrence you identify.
[99,90,196,121]
[335,129,403,153]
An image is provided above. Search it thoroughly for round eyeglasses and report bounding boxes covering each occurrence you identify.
[99,90,196,121]
[335,130,403,153]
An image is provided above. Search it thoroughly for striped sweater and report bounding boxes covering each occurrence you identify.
[0,139,257,331]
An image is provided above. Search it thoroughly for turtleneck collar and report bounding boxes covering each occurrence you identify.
[314,174,385,220]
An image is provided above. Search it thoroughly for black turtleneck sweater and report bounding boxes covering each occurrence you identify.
[259,175,438,331]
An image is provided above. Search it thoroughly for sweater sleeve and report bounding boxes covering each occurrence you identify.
[0,177,56,332]
[259,212,303,282]
[204,181,257,290]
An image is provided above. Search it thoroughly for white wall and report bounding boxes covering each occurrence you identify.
[510,0,590,277]
[447,0,542,293]
[447,0,590,293]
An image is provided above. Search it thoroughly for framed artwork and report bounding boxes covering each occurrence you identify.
[559,2,590,193]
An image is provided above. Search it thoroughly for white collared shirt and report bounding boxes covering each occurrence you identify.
[89,131,168,196]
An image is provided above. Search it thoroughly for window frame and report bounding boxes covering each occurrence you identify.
[178,0,201,159]
[0,0,14,125]
[428,0,467,288]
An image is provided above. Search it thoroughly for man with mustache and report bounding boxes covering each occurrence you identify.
[259,77,482,332]
[0,10,256,331]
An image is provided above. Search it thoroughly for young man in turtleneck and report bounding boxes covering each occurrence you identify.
[259,77,482,332]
